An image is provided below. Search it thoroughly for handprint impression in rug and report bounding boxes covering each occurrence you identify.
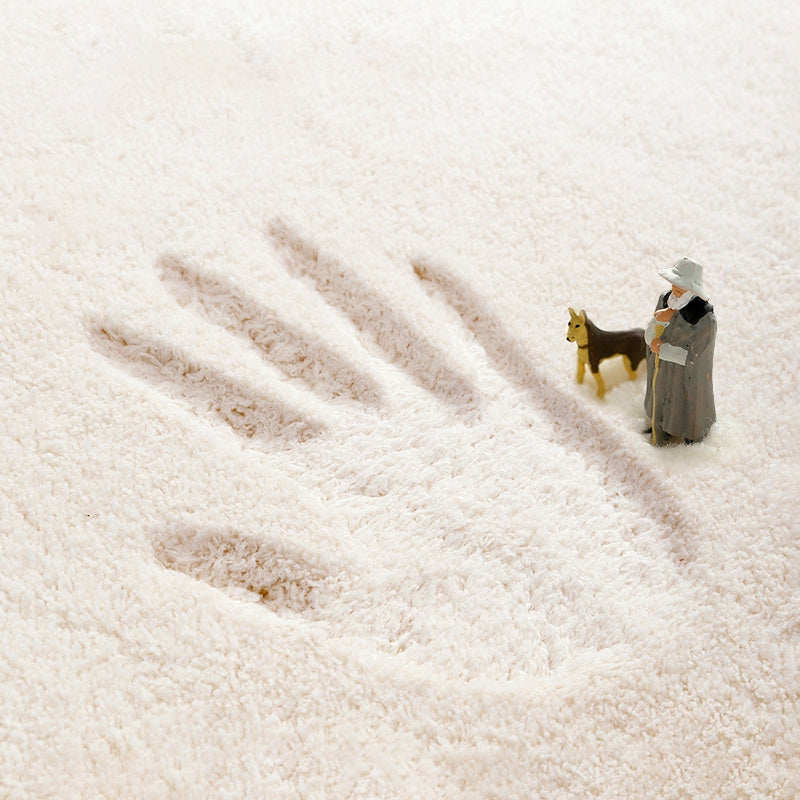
[88,220,698,676]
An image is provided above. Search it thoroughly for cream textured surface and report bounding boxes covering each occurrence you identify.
[2,2,799,797]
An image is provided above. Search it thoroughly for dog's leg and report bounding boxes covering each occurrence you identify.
[592,369,606,398]
[576,358,585,385]
[623,355,637,380]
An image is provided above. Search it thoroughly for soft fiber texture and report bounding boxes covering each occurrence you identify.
[2,2,798,797]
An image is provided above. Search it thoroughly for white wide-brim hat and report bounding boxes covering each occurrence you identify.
[659,257,707,299]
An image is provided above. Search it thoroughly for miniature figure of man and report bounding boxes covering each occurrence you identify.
[644,258,716,446]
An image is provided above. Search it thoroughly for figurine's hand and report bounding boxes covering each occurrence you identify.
[650,338,662,354]
[654,308,674,323]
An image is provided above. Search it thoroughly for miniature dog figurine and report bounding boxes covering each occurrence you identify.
[566,308,646,398]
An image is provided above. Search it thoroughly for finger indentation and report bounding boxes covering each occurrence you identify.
[158,254,382,407]
[154,526,330,614]
[269,219,480,414]
[412,258,699,556]
[90,320,321,445]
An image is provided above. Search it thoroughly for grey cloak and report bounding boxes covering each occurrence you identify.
[644,292,716,444]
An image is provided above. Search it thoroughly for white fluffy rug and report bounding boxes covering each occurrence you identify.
[2,2,798,797]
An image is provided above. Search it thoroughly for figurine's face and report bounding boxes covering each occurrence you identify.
[671,283,688,297]
[566,308,588,345]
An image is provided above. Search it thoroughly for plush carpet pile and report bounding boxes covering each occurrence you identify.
[1,1,798,797]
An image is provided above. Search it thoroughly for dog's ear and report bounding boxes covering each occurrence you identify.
[568,307,576,318]
[579,309,587,320]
